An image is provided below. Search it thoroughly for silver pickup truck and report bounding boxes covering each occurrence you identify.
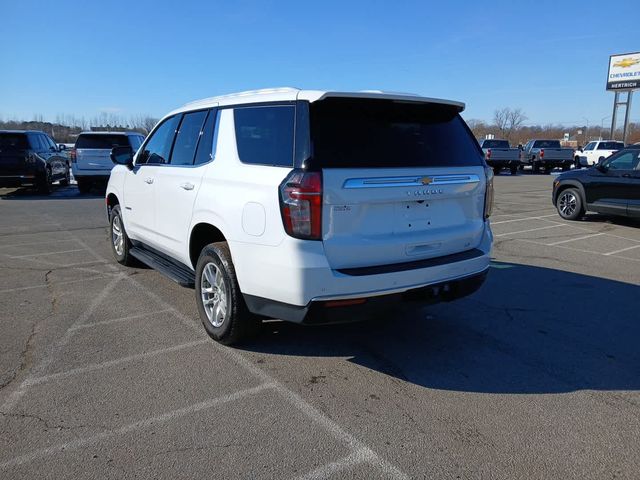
[520,139,573,173]
[478,139,521,175]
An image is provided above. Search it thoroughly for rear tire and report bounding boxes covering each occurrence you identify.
[532,161,540,174]
[510,166,518,175]
[195,242,258,345]
[37,168,53,194]
[556,188,584,220]
[77,178,91,194]
[59,165,70,186]
[109,205,136,266]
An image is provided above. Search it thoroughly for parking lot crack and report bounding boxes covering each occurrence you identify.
[0,318,40,392]
[0,410,88,434]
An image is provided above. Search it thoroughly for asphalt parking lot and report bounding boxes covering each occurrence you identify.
[1,174,639,479]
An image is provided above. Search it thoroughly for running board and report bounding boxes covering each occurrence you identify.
[129,247,195,287]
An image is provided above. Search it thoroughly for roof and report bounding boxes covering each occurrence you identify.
[0,130,46,134]
[78,131,141,135]
[170,87,465,116]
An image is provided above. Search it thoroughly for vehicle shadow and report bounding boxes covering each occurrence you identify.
[0,185,104,200]
[580,213,640,229]
[241,262,640,394]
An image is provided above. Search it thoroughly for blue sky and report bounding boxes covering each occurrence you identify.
[1,0,637,127]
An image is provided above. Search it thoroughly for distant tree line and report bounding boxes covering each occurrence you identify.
[0,113,159,143]
[467,107,640,146]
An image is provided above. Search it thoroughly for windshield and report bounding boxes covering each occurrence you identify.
[0,133,29,150]
[308,98,482,168]
[76,134,131,149]
[533,140,561,148]
[482,140,510,148]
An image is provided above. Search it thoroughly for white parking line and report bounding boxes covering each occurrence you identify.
[547,232,606,246]
[0,238,75,249]
[604,244,640,256]
[492,214,559,225]
[495,224,565,237]
[0,274,117,294]
[0,383,275,470]
[10,248,86,258]
[294,448,375,480]
[69,309,174,330]
[24,339,209,387]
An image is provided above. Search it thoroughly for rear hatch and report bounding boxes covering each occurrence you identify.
[308,98,487,270]
[75,134,130,171]
[0,133,30,175]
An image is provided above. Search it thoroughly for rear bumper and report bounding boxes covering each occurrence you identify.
[71,166,112,179]
[244,268,489,324]
[232,223,493,319]
[487,160,520,168]
[538,159,572,167]
[0,174,39,187]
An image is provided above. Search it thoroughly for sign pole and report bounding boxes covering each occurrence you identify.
[610,91,619,140]
[623,91,633,144]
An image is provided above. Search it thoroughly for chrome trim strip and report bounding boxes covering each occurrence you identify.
[343,174,481,189]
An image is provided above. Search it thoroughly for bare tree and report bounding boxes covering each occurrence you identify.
[493,107,527,142]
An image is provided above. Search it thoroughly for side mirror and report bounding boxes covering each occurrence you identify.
[58,144,66,151]
[110,146,134,169]
[595,161,608,173]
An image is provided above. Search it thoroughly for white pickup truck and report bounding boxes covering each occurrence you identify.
[575,140,625,168]
[478,139,521,175]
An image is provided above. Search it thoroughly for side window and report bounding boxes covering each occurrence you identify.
[37,135,49,151]
[194,109,218,165]
[584,142,595,151]
[43,135,56,151]
[606,152,638,170]
[27,134,40,151]
[170,110,208,166]
[233,105,295,166]
[138,115,181,165]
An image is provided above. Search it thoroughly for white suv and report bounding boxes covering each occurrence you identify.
[106,88,494,344]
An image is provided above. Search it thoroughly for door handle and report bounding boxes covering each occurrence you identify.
[144,178,154,184]
[180,182,195,191]
[622,173,631,178]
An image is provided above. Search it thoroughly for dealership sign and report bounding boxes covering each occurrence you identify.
[607,52,640,90]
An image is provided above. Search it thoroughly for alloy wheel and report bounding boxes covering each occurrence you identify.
[112,215,124,256]
[201,262,228,328]
[559,192,577,217]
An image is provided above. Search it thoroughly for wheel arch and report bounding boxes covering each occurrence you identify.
[106,192,120,217]
[554,180,586,207]
[189,223,227,269]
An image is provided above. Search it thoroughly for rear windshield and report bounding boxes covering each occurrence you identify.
[598,141,624,150]
[533,140,561,148]
[0,133,29,150]
[482,140,510,148]
[76,134,131,149]
[308,98,482,168]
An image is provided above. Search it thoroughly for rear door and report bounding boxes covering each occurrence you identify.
[626,150,640,217]
[307,98,487,270]
[586,150,639,215]
[153,108,217,262]
[76,134,128,172]
[0,133,30,175]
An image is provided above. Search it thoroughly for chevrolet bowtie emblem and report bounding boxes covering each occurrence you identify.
[420,176,433,185]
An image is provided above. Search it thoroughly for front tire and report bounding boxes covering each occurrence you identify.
[109,205,135,265]
[59,164,70,186]
[510,165,518,175]
[556,188,584,220]
[195,242,257,345]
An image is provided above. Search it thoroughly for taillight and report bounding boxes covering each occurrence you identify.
[279,170,322,240]
[486,148,492,160]
[540,149,544,159]
[70,148,77,163]
[484,167,494,220]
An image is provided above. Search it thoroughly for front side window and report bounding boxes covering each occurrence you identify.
[138,115,180,165]
[605,151,640,170]
[584,142,596,151]
[170,110,208,166]
[233,105,295,167]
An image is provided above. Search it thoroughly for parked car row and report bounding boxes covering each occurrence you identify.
[479,137,628,175]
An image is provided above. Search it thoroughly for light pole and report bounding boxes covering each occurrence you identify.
[600,115,611,139]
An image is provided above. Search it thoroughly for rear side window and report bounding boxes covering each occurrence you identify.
[194,110,217,165]
[233,106,295,167]
[308,98,482,168]
[482,140,510,148]
[598,141,624,150]
[76,134,131,149]
[170,110,208,166]
[0,133,29,150]
[138,115,180,165]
